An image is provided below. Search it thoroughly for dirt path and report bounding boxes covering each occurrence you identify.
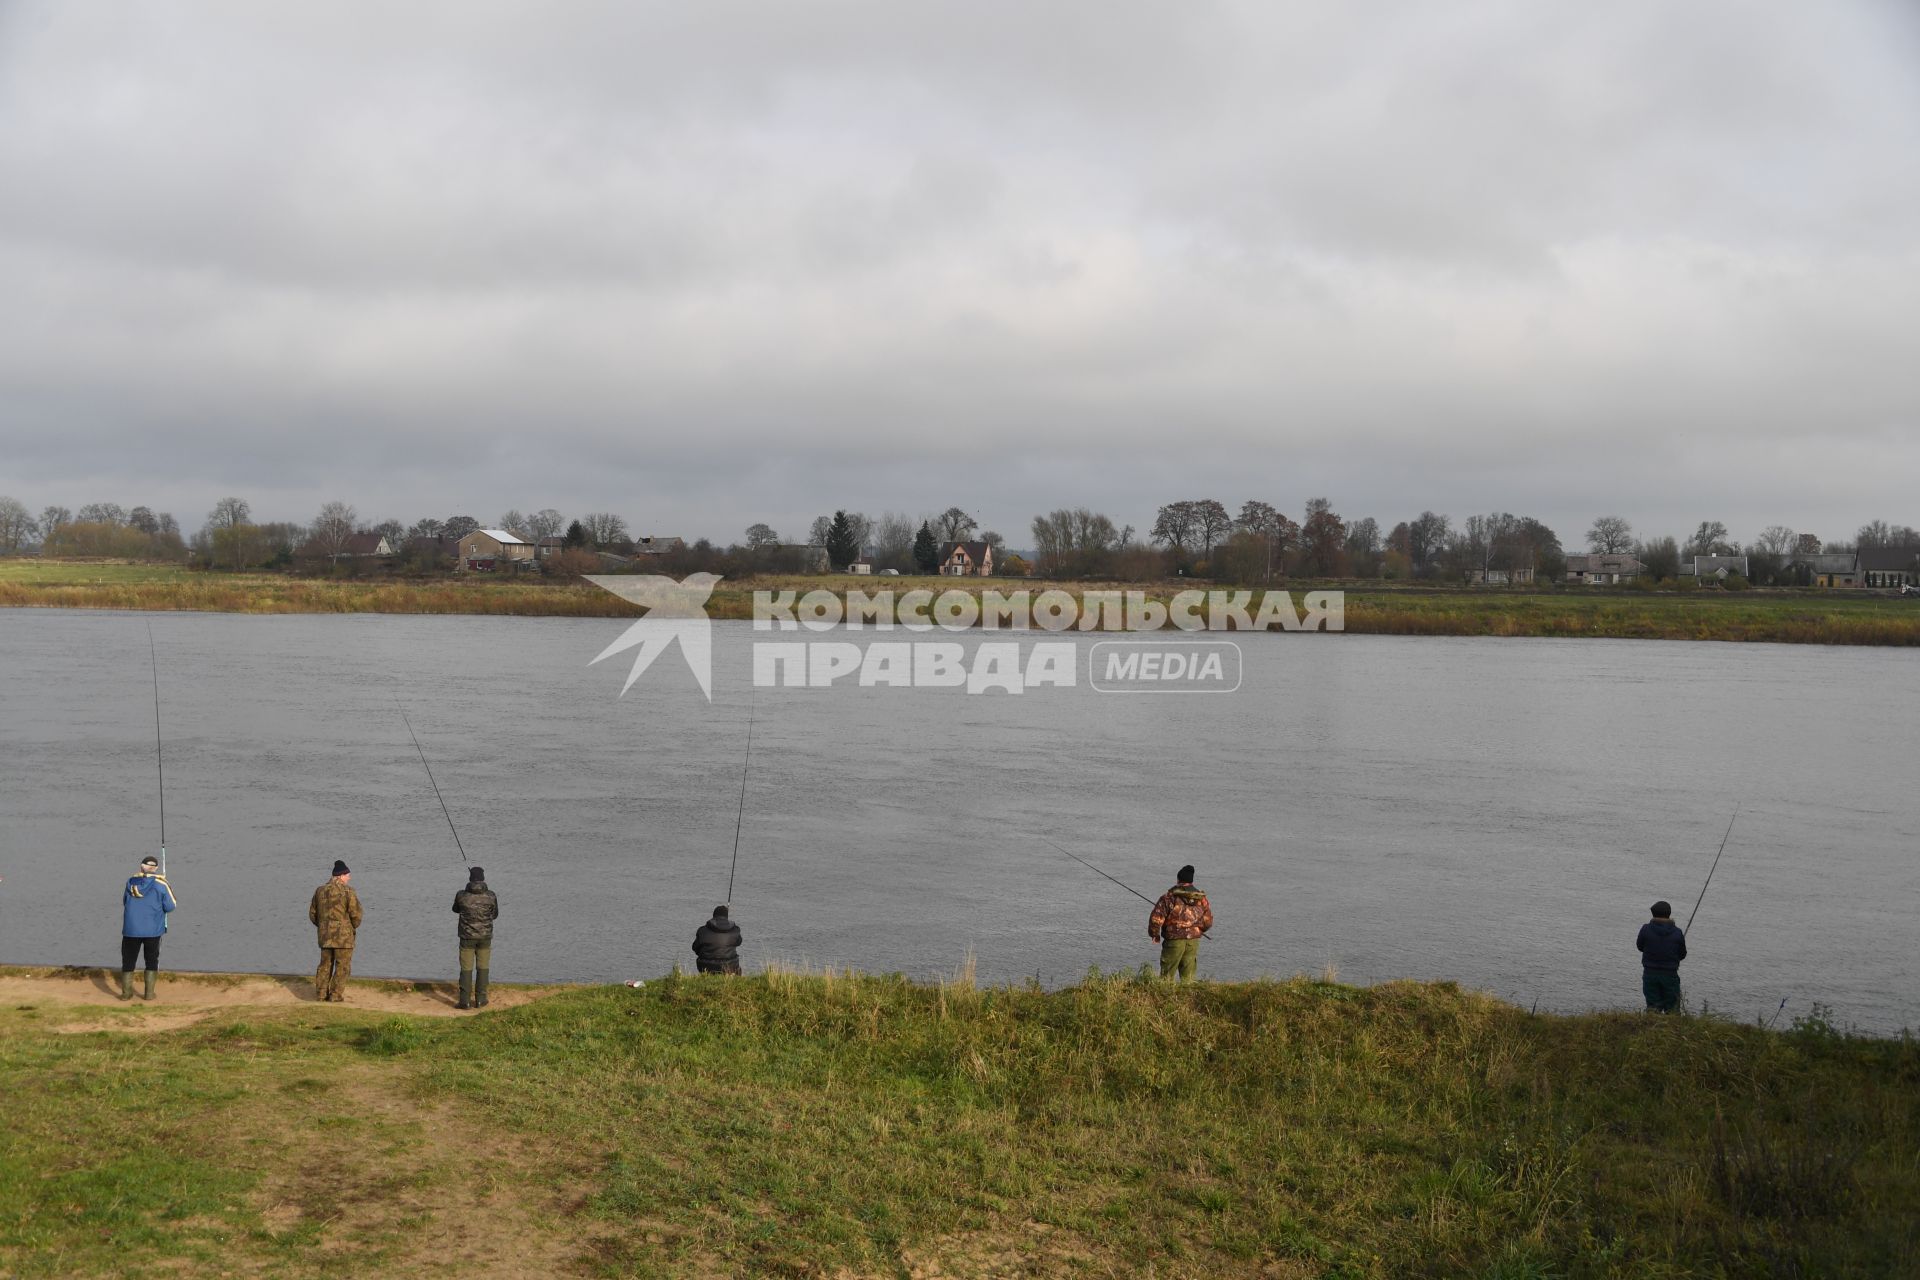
[0,966,575,1033]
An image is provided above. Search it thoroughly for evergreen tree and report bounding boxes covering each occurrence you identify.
[825,510,860,569]
[913,521,940,573]
[564,519,588,548]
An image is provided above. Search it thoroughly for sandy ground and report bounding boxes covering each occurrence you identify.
[0,965,575,1032]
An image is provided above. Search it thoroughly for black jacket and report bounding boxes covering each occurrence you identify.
[1636,919,1686,970]
[453,882,498,941]
[692,917,742,966]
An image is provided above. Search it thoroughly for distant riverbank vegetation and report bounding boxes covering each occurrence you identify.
[1,968,1914,1276]
[4,559,1918,646]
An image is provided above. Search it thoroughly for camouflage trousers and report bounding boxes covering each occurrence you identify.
[1160,937,1200,982]
[316,946,353,1000]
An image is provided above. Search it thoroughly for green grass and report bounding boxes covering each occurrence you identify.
[3,557,1918,644]
[2,971,1916,1277]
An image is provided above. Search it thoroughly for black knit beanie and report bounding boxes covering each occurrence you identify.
[332,859,351,877]
[713,905,729,919]
[1177,865,1195,884]
[469,867,485,883]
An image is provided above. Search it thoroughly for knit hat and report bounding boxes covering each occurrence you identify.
[140,856,160,870]
[1650,900,1672,918]
[713,905,729,919]
[1177,864,1195,884]
[332,859,351,877]
[468,867,484,882]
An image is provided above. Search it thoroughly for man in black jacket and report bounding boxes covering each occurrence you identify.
[692,905,742,975]
[453,868,498,1009]
[1636,900,1687,1013]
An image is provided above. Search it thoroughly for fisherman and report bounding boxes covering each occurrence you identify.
[692,905,743,975]
[120,854,177,1001]
[1148,865,1212,982]
[1636,899,1688,1013]
[453,866,498,1009]
[308,860,363,1003]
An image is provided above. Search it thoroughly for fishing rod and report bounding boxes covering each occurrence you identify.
[146,623,167,878]
[724,689,756,906]
[1684,806,1739,934]
[397,702,469,867]
[1039,835,1212,939]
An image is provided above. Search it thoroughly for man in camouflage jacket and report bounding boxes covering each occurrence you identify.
[453,867,498,1010]
[309,860,363,1002]
[1148,864,1213,982]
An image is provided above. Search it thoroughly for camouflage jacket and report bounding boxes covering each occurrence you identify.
[452,883,498,941]
[1148,885,1212,941]
[309,879,363,948]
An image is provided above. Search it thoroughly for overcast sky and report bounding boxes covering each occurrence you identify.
[2,1,1916,549]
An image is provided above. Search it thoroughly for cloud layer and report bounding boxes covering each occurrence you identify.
[3,1,1916,547]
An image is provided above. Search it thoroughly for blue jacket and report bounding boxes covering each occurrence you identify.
[122,874,177,938]
[1636,919,1686,970]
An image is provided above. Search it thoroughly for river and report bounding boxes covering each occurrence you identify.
[1,608,1915,1033]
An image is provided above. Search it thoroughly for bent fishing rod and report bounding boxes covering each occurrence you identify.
[724,689,756,907]
[1039,835,1212,939]
[1684,805,1739,935]
[397,702,469,867]
[147,623,167,878]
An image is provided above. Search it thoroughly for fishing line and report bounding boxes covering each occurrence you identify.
[724,687,756,906]
[1040,835,1212,938]
[397,701,469,866]
[1684,806,1739,934]
[146,622,167,877]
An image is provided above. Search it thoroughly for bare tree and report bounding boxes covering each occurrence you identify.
[937,507,977,543]
[846,511,873,554]
[1150,501,1199,555]
[1299,497,1347,576]
[408,517,446,541]
[0,495,35,553]
[744,522,779,549]
[206,497,253,570]
[309,501,359,558]
[1408,511,1450,576]
[442,515,481,540]
[1754,525,1797,557]
[872,511,916,570]
[127,506,159,534]
[1586,515,1634,554]
[808,515,835,547]
[38,506,71,540]
[498,510,529,538]
[1685,521,1733,556]
[524,509,565,541]
[1192,499,1232,560]
[580,512,629,545]
[77,502,128,526]
[1857,519,1894,548]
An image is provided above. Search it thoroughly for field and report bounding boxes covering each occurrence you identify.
[0,965,1913,1278]
[2,559,1918,645]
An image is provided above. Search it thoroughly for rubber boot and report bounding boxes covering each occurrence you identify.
[143,971,156,1002]
[474,969,490,1008]
[457,971,472,1010]
[119,970,134,1001]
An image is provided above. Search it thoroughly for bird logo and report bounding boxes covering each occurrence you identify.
[586,573,721,699]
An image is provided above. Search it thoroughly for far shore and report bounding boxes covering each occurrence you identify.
[3,558,1918,645]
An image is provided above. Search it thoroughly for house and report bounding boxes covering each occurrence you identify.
[1682,554,1748,583]
[938,540,994,576]
[1858,546,1920,589]
[631,536,686,557]
[455,528,536,572]
[1564,553,1644,585]
[1789,552,1861,588]
[1466,567,1535,585]
[848,557,873,575]
[339,532,393,558]
[535,536,567,561]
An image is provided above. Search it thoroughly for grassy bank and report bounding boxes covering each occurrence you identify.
[2,966,1915,1278]
[4,559,1919,645]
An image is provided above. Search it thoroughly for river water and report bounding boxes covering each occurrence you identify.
[1,608,1915,1033]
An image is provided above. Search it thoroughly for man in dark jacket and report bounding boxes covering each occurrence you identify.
[1636,900,1687,1013]
[121,855,177,1001]
[1148,865,1213,982]
[692,905,742,975]
[453,867,498,1009]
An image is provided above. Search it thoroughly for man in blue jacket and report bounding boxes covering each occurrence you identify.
[1635,900,1687,1013]
[121,855,178,1001]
